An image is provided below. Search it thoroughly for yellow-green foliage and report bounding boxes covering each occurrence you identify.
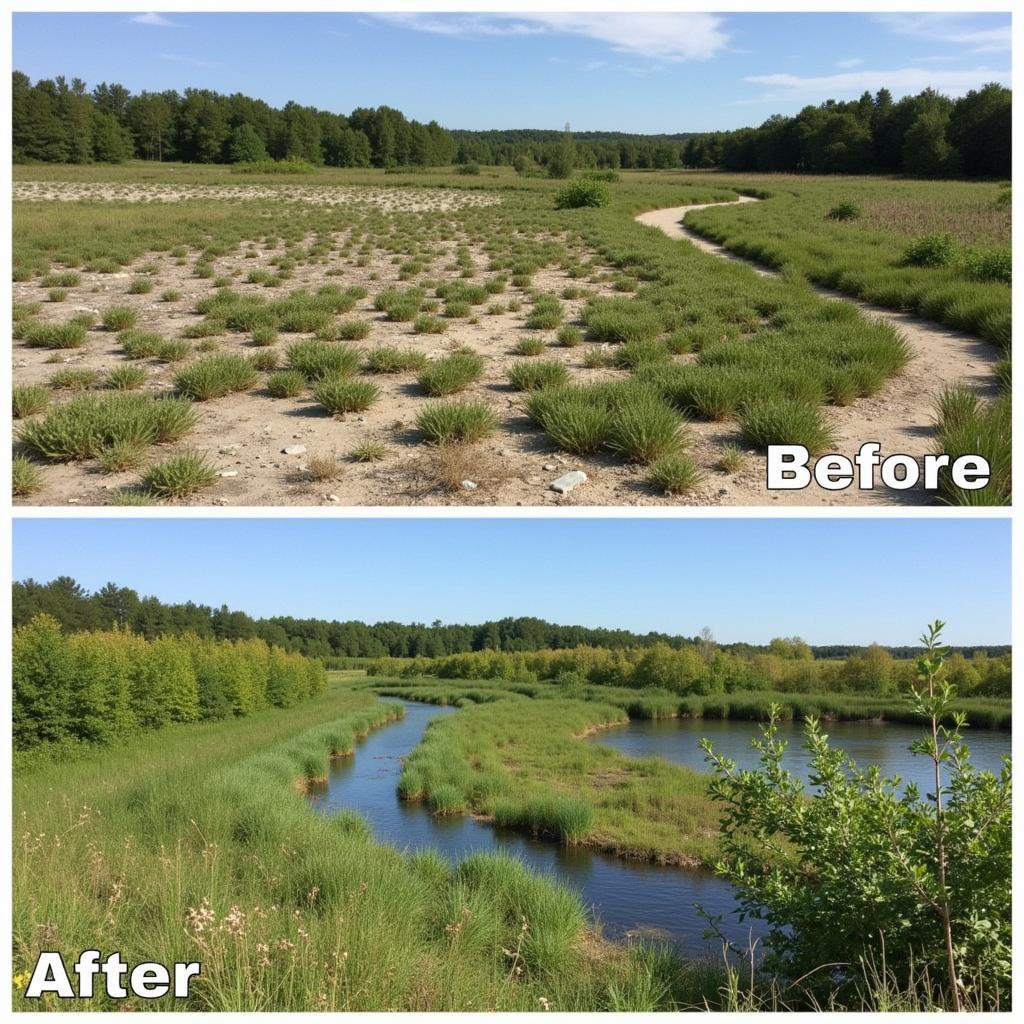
[12,614,326,750]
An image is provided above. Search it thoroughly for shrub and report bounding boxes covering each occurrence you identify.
[174,354,258,400]
[554,178,611,209]
[22,320,88,349]
[457,162,481,175]
[105,365,147,390]
[650,454,704,495]
[963,247,1011,285]
[508,359,569,391]
[825,202,861,221]
[102,306,138,331]
[143,452,218,499]
[287,340,362,381]
[416,400,497,444]
[904,234,956,268]
[417,351,485,396]
[738,394,836,454]
[13,385,49,419]
[312,377,380,415]
[266,370,307,398]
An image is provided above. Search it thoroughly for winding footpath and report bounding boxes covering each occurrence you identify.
[635,197,1001,507]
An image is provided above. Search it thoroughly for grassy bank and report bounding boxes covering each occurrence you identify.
[360,675,1012,730]
[13,680,737,1011]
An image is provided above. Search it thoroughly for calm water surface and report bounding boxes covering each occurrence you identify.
[589,716,1011,793]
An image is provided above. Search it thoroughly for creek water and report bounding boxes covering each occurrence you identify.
[308,702,758,956]
[588,715,1011,793]
[309,702,1010,957]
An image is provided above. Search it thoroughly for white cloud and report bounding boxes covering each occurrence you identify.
[745,66,1010,104]
[373,12,729,62]
[874,14,1010,54]
[129,12,179,28]
[835,58,864,70]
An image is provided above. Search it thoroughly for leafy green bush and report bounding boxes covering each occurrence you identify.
[963,247,1011,284]
[903,234,956,268]
[554,178,611,210]
[705,623,1010,1010]
[825,202,861,221]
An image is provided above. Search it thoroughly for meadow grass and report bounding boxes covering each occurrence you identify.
[13,683,723,1010]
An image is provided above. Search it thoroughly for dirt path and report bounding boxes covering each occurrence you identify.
[634,197,1001,506]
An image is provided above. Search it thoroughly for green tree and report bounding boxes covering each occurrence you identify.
[548,122,576,178]
[92,109,134,163]
[228,122,268,163]
[13,615,73,748]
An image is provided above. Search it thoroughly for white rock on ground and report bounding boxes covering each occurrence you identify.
[550,471,587,494]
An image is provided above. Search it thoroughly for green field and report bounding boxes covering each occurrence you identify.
[12,164,1009,506]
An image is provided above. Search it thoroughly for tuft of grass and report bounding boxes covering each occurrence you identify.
[174,354,258,400]
[160,289,182,302]
[157,339,191,363]
[249,349,279,372]
[526,387,611,454]
[13,385,49,419]
[105,365,147,391]
[102,306,138,331]
[416,400,497,444]
[313,377,380,415]
[739,398,838,455]
[23,320,88,349]
[718,443,745,473]
[365,346,428,374]
[514,337,546,357]
[12,454,42,497]
[251,325,279,347]
[19,393,197,461]
[128,278,153,295]
[650,454,704,495]
[118,330,165,359]
[97,440,147,474]
[142,452,219,499]
[49,368,99,391]
[607,390,687,464]
[306,454,343,482]
[337,319,371,341]
[414,314,447,335]
[934,390,1010,506]
[350,440,387,462]
[508,359,569,392]
[417,351,486,396]
[266,370,307,398]
[557,325,583,348]
[287,340,362,381]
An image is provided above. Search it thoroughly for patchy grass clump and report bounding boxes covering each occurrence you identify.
[174,354,258,401]
[142,452,219,499]
[508,359,569,392]
[417,351,485,396]
[416,400,497,444]
[13,385,49,419]
[313,377,380,415]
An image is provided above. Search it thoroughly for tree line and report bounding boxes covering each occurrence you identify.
[682,84,1010,178]
[367,642,1012,700]
[13,578,1010,664]
[13,614,328,750]
[12,71,455,168]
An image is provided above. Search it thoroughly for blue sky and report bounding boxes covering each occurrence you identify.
[12,11,1011,132]
[12,518,1010,645]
